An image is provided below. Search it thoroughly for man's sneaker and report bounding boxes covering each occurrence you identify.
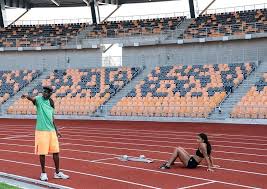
[40,173,48,181]
[54,172,70,179]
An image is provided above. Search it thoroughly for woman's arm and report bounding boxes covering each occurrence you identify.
[209,155,214,167]
[200,144,213,171]
[209,155,220,168]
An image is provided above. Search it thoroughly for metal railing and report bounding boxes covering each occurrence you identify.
[84,21,267,40]
[6,18,93,26]
[6,104,266,119]
[5,2,267,25]
[1,21,266,49]
[204,3,267,15]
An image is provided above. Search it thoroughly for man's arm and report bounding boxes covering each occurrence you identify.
[50,98,62,138]
[53,116,61,138]
[21,94,36,105]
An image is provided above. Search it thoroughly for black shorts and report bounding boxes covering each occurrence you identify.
[187,157,199,169]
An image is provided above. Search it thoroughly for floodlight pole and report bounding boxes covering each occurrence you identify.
[90,0,97,24]
[188,0,196,18]
[0,1,5,27]
[95,0,101,23]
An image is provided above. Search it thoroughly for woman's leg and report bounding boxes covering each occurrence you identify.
[166,147,191,167]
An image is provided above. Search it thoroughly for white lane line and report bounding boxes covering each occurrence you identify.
[90,157,118,163]
[2,134,33,140]
[1,128,266,147]
[0,158,162,189]
[58,134,267,151]
[0,151,262,189]
[4,137,267,157]
[93,161,262,189]
[0,147,267,177]
[1,125,267,142]
[177,181,216,189]
[61,133,267,150]
[1,137,267,166]
[10,131,264,151]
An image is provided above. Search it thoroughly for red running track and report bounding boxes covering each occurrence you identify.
[0,119,266,189]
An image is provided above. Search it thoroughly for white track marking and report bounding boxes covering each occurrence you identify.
[90,157,118,163]
[0,139,267,165]
[2,134,33,140]
[56,134,267,151]
[178,181,216,189]
[0,147,267,177]
[0,151,262,189]
[2,131,265,151]
[0,158,162,189]
[4,137,267,157]
[1,125,267,142]
[1,129,267,150]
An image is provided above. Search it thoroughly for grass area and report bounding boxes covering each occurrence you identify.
[0,183,20,189]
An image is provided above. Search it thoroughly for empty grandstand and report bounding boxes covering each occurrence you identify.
[0,1,266,120]
[0,23,88,47]
[0,0,267,189]
[110,62,256,117]
[7,67,142,115]
[231,73,267,119]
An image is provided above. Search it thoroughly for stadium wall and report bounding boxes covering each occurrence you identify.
[122,38,267,67]
[0,49,102,70]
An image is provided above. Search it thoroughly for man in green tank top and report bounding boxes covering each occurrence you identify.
[22,86,69,181]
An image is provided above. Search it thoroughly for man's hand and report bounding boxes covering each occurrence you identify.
[21,94,27,99]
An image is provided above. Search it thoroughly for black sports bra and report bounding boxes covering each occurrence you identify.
[196,148,204,158]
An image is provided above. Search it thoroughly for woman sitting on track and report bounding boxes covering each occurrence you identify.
[160,133,218,171]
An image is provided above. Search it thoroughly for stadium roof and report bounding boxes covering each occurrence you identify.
[4,0,178,9]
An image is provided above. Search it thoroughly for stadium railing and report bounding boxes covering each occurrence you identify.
[1,21,266,49]
[6,18,93,26]
[204,3,267,15]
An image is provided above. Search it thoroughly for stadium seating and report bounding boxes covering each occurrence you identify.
[7,67,141,115]
[88,17,185,38]
[0,23,88,47]
[183,9,267,39]
[110,62,256,117]
[231,73,267,119]
[0,69,41,104]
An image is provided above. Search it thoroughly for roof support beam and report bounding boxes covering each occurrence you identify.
[200,0,216,15]
[82,0,89,6]
[8,8,29,26]
[102,5,121,23]
[188,0,196,18]
[50,0,60,6]
[0,2,4,27]
[90,0,97,24]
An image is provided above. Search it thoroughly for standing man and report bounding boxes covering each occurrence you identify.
[22,86,69,181]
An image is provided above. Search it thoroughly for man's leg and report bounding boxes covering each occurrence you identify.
[53,153,60,174]
[40,155,46,173]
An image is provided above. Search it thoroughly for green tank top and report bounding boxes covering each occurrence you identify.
[35,96,55,131]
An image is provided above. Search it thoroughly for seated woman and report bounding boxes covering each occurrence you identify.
[160,133,218,171]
